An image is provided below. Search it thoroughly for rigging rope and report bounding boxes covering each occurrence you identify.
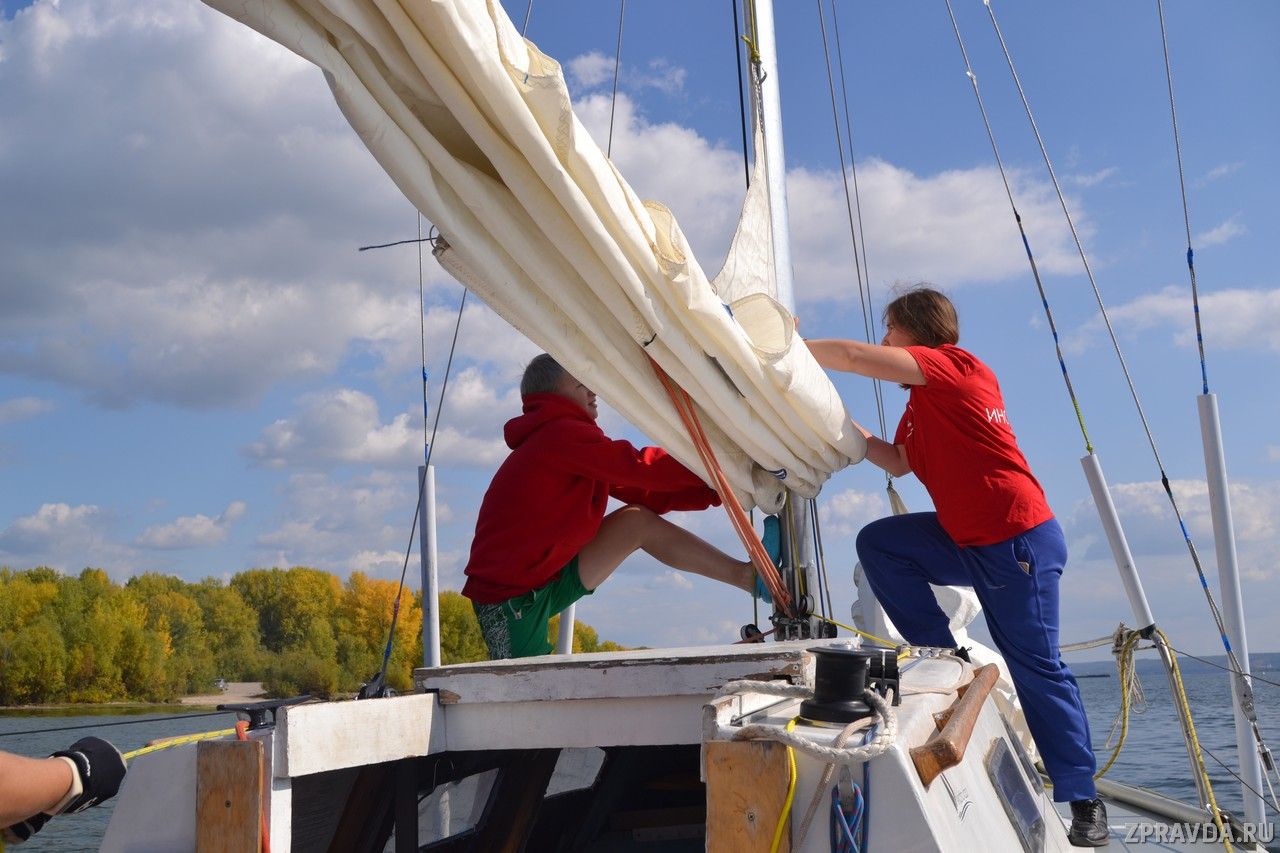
[940,0,1092,453]
[519,0,533,37]
[649,358,793,613]
[0,710,234,740]
[1155,3,1277,804]
[606,0,626,158]
[828,0,888,448]
[1162,644,1280,693]
[815,0,891,461]
[361,231,469,693]
[944,4,1276,815]
[1156,0,1209,395]
[985,2,1280,803]
[974,0,1278,807]
[730,0,752,189]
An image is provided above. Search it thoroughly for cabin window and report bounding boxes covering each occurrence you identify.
[986,737,1046,853]
[547,747,606,795]
[999,712,1045,794]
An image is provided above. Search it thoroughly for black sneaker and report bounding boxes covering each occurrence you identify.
[1068,798,1109,847]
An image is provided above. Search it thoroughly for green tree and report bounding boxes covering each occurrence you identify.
[231,567,340,656]
[133,587,216,695]
[192,580,264,680]
[0,617,67,704]
[437,591,487,664]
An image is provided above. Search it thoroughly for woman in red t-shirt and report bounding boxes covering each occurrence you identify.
[806,285,1107,847]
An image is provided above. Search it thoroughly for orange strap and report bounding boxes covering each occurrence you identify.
[235,721,272,853]
[649,358,794,615]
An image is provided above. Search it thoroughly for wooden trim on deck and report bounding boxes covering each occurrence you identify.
[705,740,791,852]
[909,663,1000,787]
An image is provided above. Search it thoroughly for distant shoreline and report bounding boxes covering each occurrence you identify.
[0,682,267,713]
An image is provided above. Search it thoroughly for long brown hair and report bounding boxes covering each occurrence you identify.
[884,284,959,347]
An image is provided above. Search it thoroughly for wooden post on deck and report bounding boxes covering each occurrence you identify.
[705,740,791,852]
[196,739,264,853]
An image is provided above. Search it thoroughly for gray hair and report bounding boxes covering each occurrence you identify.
[520,353,567,396]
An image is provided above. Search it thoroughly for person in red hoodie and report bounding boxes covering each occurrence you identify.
[462,354,760,659]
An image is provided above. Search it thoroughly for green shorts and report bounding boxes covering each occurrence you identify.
[472,557,594,659]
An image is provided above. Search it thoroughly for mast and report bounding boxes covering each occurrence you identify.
[752,0,795,311]
[750,0,823,639]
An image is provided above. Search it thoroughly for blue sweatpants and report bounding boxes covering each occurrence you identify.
[856,512,1097,802]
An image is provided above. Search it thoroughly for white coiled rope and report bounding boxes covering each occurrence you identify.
[714,679,898,766]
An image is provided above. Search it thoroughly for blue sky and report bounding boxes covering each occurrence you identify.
[1,0,1277,657]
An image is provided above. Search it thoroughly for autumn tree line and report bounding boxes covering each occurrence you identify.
[0,566,624,706]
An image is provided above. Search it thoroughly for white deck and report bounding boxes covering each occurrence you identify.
[100,642,1269,851]
[413,641,819,751]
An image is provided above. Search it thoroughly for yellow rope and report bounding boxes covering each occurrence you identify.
[742,0,762,64]
[1048,628,1232,852]
[1154,628,1233,853]
[122,728,237,761]
[814,615,900,651]
[769,718,798,853]
[1094,630,1140,779]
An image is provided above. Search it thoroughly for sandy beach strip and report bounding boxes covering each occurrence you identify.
[179,681,266,706]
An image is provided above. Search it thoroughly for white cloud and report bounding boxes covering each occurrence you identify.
[0,503,103,553]
[1197,161,1243,186]
[245,389,418,469]
[243,369,515,470]
[787,160,1085,301]
[566,51,613,89]
[0,396,55,424]
[136,500,246,549]
[565,52,685,96]
[1068,286,1280,353]
[575,93,1085,303]
[1065,478,1280,581]
[349,548,412,580]
[253,470,416,573]
[649,569,695,591]
[1069,167,1119,188]
[1268,446,1280,463]
[634,59,686,95]
[0,502,137,577]
[0,0,447,410]
[1195,215,1247,248]
[819,488,887,538]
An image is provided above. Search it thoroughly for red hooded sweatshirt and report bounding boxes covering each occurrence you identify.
[461,393,721,604]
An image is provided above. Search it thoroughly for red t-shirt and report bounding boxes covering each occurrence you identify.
[462,393,720,603]
[893,345,1052,546]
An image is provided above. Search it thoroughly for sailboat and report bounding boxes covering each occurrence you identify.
[94,0,1276,850]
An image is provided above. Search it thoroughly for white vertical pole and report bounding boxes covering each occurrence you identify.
[418,465,441,667]
[753,1,820,634]
[1081,451,1209,807]
[555,603,576,655]
[1198,393,1264,824]
[1080,453,1156,631]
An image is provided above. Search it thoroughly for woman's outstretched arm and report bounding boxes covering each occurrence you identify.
[805,338,925,386]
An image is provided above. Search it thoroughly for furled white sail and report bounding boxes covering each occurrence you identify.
[204,0,866,506]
